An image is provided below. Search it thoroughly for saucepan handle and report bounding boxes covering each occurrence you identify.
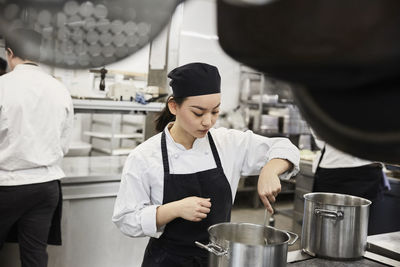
[286,230,299,246]
[195,241,228,257]
[315,208,344,220]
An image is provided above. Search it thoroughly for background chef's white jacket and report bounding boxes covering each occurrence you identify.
[0,64,74,186]
[311,138,374,173]
[112,125,300,238]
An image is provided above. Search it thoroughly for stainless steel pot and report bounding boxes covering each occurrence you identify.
[301,192,371,260]
[196,222,298,267]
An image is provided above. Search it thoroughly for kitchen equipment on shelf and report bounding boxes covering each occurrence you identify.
[301,192,371,260]
[196,222,298,267]
[260,114,279,135]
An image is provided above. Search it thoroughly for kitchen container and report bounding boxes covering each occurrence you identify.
[196,222,297,267]
[260,114,279,135]
[301,192,371,260]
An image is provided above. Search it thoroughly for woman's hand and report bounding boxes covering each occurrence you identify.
[258,172,281,214]
[156,197,211,227]
[177,197,212,222]
[258,158,292,214]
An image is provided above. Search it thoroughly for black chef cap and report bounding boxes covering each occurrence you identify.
[168,62,221,97]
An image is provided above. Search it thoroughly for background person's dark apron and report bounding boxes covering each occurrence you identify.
[5,180,63,245]
[313,146,385,235]
[142,131,233,267]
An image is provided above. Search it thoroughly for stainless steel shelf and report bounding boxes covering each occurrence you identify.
[72,99,165,113]
[91,147,134,156]
[83,131,143,140]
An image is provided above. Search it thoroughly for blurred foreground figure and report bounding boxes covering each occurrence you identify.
[217,0,400,163]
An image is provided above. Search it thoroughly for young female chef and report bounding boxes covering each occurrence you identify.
[112,62,300,267]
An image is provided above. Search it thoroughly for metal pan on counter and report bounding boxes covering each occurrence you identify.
[196,222,298,267]
[301,192,371,260]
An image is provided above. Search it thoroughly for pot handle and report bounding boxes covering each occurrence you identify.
[315,208,344,220]
[195,241,228,257]
[286,231,299,246]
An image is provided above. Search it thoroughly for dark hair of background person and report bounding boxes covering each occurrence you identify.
[4,28,41,61]
[0,57,7,75]
[155,95,186,132]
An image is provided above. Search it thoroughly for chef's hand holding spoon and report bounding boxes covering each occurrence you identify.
[258,158,293,214]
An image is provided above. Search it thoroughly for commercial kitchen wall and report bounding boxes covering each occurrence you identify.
[177,0,241,112]
[54,0,243,145]
[51,0,240,113]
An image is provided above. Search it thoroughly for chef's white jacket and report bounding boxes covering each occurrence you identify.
[312,139,375,173]
[112,125,300,238]
[0,64,74,186]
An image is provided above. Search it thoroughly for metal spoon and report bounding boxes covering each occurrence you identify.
[264,209,272,245]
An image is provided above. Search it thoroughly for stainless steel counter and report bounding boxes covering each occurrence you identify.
[287,250,400,267]
[368,231,400,257]
[287,230,400,266]
[288,256,388,267]
[60,156,126,200]
[61,155,126,184]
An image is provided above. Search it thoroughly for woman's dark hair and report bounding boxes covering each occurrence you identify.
[0,58,7,71]
[155,95,186,132]
[5,28,41,61]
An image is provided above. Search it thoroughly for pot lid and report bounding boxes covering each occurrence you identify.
[0,0,181,69]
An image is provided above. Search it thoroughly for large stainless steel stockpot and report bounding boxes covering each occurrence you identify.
[301,192,371,260]
[196,222,298,267]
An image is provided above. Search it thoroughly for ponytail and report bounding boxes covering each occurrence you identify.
[155,95,186,132]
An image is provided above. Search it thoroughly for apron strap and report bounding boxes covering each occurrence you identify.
[315,144,326,171]
[161,131,170,174]
[207,132,223,169]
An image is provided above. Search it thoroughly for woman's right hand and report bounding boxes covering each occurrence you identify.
[176,197,211,222]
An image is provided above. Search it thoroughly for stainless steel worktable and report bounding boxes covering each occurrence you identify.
[61,155,126,183]
[287,230,400,267]
[287,250,399,267]
[288,257,388,267]
[60,156,126,200]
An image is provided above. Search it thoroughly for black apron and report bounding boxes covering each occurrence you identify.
[142,131,233,267]
[313,146,385,235]
[5,180,63,245]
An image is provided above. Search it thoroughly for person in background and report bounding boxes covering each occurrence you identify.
[312,135,389,235]
[0,28,74,267]
[0,57,7,75]
[112,62,300,267]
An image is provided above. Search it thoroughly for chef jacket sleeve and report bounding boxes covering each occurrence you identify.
[60,97,74,155]
[112,153,160,238]
[238,130,300,180]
